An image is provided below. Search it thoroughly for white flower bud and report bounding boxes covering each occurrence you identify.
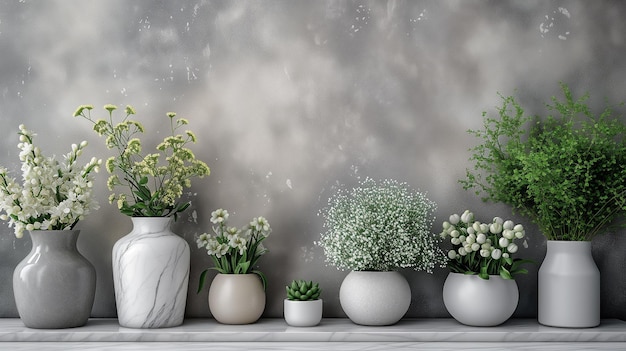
[493,217,504,225]
[458,247,468,256]
[80,140,88,148]
[507,243,518,253]
[466,226,475,235]
[466,234,476,244]
[480,249,491,258]
[515,230,525,239]
[449,214,460,225]
[481,242,492,250]
[461,210,473,224]
[499,237,509,248]
[450,230,460,238]
[451,237,461,245]
[503,220,514,230]
[448,250,457,259]
[472,221,481,233]
[476,233,487,244]
[471,243,480,252]
[443,221,451,230]
[490,222,503,234]
[491,249,502,260]
[503,229,515,240]
[514,224,524,232]
[479,223,489,233]
[502,252,510,259]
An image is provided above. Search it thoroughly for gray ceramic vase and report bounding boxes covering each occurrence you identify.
[538,240,600,328]
[13,230,96,329]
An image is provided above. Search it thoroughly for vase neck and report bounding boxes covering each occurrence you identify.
[28,230,80,251]
[546,240,592,255]
[130,217,172,233]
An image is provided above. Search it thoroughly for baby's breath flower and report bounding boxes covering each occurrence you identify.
[317,178,446,272]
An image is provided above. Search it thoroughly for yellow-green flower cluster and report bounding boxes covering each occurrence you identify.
[74,104,210,218]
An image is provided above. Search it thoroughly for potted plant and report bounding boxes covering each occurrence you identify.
[0,124,101,328]
[461,83,626,327]
[440,210,530,326]
[284,280,323,327]
[197,208,271,324]
[74,104,210,329]
[317,177,446,326]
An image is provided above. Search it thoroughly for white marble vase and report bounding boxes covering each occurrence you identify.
[112,217,190,328]
[339,271,410,326]
[538,240,600,328]
[443,272,519,326]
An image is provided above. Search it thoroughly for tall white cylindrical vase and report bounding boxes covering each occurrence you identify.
[112,217,190,328]
[538,240,600,328]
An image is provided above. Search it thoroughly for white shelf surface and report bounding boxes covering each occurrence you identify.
[1,318,625,350]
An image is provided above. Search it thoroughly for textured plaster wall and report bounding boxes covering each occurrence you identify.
[0,0,625,319]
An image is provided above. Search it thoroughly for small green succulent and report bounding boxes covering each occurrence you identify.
[286,280,321,301]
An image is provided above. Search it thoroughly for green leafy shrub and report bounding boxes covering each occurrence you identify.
[462,83,626,241]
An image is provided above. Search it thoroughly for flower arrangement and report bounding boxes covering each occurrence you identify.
[73,104,210,219]
[317,178,446,272]
[461,83,626,241]
[197,209,271,292]
[440,210,530,279]
[0,124,101,238]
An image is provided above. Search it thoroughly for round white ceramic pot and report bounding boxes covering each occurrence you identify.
[339,271,410,326]
[538,240,600,328]
[284,299,323,327]
[443,272,519,326]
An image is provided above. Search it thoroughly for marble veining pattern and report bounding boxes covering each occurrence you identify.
[112,218,190,328]
[0,319,625,344]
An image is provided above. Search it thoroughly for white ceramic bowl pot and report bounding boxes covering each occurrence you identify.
[284,299,323,327]
[442,272,519,326]
[339,271,411,326]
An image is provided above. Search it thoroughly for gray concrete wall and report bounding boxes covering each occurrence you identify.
[1,0,625,319]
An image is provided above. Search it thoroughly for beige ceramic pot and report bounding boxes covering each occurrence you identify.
[208,273,265,324]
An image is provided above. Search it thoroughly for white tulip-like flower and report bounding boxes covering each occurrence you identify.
[466,234,476,244]
[503,229,515,240]
[490,222,503,234]
[450,229,460,238]
[503,220,514,230]
[491,249,502,260]
[442,221,451,230]
[441,210,528,279]
[449,214,460,225]
[476,233,487,244]
[461,210,473,224]
[448,250,457,259]
[499,237,509,248]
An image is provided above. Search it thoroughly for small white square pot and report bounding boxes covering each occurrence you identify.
[283,299,323,327]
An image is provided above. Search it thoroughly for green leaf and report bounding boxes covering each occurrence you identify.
[197,269,208,294]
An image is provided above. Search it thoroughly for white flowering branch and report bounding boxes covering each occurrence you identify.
[0,125,101,238]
